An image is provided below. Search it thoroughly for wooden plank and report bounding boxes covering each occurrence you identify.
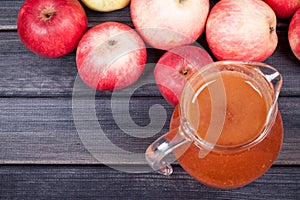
[0,97,172,164]
[0,165,298,199]
[0,30,299,98]
[0,96,298,165]
[0,0,20,30]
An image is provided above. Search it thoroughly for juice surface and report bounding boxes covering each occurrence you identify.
[187,71,269,146]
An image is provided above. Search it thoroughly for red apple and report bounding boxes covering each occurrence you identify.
[289,8,300,60]
[130,0,210,50]
[154,45,213,106]
[263,0,300,19]
[206,0,278,62]
[17,0,88,58]
[76,22,147,91]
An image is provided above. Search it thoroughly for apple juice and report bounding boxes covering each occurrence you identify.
[171,70,283,188]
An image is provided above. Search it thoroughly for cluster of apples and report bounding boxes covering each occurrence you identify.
[17,0,300,106]
[264,0,300,61]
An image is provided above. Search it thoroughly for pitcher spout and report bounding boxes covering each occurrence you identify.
[255,62,283,103]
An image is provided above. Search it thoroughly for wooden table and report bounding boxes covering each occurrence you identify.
[0,0,299,199]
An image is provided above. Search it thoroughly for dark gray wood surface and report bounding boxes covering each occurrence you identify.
[0,165,299,199]
[0,0,299,199]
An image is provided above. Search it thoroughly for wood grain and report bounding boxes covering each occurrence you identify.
[0,165,299,199]
[0,97,298,165]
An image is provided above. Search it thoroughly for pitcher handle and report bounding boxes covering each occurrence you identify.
[145,128,192,176]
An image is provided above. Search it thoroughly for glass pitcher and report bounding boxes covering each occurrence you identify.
[145,61,283,189]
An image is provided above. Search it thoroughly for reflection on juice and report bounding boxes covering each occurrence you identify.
[170,71,283,189]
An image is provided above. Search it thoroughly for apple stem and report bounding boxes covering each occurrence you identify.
[45,13,54,18]
[40,7,55,21]
[269,27,275,34]
[108,40,117,46]
[182,69,188,75]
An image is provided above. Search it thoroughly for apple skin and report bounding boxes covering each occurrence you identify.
[154,46,213,106]
[81,0,131,12]
[17,0,88,58]
[206,0,278,62]
[288,8,300,60]
[263,0,300,19]
[130,0,210,50]
[76,22,147,91]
